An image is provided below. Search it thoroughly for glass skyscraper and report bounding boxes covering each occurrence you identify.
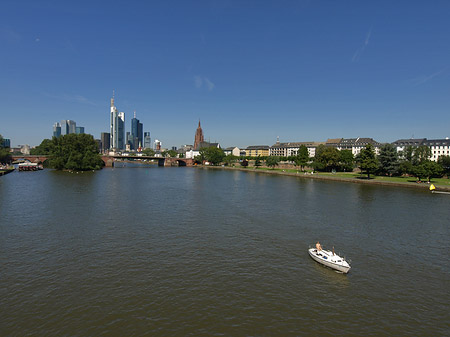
[53,122,61,138]
[131,112,143,150]
[110,93,125,150]
[144,132,151,149]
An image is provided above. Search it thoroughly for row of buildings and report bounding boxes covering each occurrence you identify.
[240,137,450,162]
[181,123,450,162]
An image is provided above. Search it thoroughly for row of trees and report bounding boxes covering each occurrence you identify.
[195,144,450,182]
[33,134,104,171]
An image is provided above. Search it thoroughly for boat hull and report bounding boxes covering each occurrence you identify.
[308,248,351,273]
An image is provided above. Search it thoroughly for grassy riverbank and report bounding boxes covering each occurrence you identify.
[198,166,450,192]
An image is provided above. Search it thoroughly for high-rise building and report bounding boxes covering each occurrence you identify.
[126,132,134,150]
[118,112,125,150]
[194,120,204,150]
[144,132,151,149]
[53,122,61,138]
[1,138,10,148]
[75,126,85,134]
[131,111,143,150]
[101,132,110,152]
[110,92,125,150]
[61,120,77,135]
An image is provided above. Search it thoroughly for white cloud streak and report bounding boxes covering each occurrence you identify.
[352,27,372,62]
[44,92,98,106]
[410,67,448,86]
[204,78,215,91]
[194,75,215,91]
[194,76,203,88]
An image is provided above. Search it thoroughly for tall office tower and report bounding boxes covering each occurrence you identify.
[118,112,125,150]
[110,92,125,150]
[1,138,10,148]
[131,111,143,150]
[53,122,61,138]
[126,132,133,150]
[137,121,143,148]
[61,120,77,135]
[144,132,151,149]
[76,126,85,134]
[194,120,204,149]
[101,132,110,152]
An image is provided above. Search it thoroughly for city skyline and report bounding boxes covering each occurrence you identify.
[1,1,449,148]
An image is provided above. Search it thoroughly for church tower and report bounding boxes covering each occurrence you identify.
[194,120,204,150]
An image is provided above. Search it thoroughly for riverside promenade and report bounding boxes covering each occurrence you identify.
[198,166,450,192]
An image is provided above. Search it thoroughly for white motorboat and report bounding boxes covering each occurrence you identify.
[308,247,351,273]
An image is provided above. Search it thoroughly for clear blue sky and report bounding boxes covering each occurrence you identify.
[1,0,449,148]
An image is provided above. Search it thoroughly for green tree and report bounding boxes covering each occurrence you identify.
[223,154,237,166]
[198,146,225,165]
[266,156,280,169]
[294,145,309,171]
[164,149,178,158]
[399,146,414,162]
[313,145,340,172]
[254,156,262,167]
[47,134,104,171]
[413,145,432,165]
[30,138,54,155]
[339,150,354,172]
[413,161,443,182]
[142,148,155,156]
[437,155,450,178]
[377,143,399,176]
[0,134,12,164]
[358,144,379,179]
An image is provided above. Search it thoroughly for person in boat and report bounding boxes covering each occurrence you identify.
[316,241,322,251]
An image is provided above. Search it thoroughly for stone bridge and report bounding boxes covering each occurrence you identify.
[12,155,194,168]
[11,155,48,163]
[100,155,194,167]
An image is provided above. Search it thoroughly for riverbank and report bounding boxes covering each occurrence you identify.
[0,168,15,176]
[197,166,450,192]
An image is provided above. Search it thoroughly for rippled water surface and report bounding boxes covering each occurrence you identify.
[1,167,449,336]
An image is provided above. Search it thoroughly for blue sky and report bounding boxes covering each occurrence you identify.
[1,0,449,148]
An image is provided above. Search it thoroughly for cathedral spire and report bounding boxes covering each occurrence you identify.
[194,120,204,150]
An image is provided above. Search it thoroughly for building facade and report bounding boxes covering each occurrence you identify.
[334,138,382,156]
[224,147,241,156]
[423,138,450,161]
[269,141,323,157]
[246,145,270,157]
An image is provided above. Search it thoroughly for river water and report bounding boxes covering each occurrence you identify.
[0,166,448,336]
